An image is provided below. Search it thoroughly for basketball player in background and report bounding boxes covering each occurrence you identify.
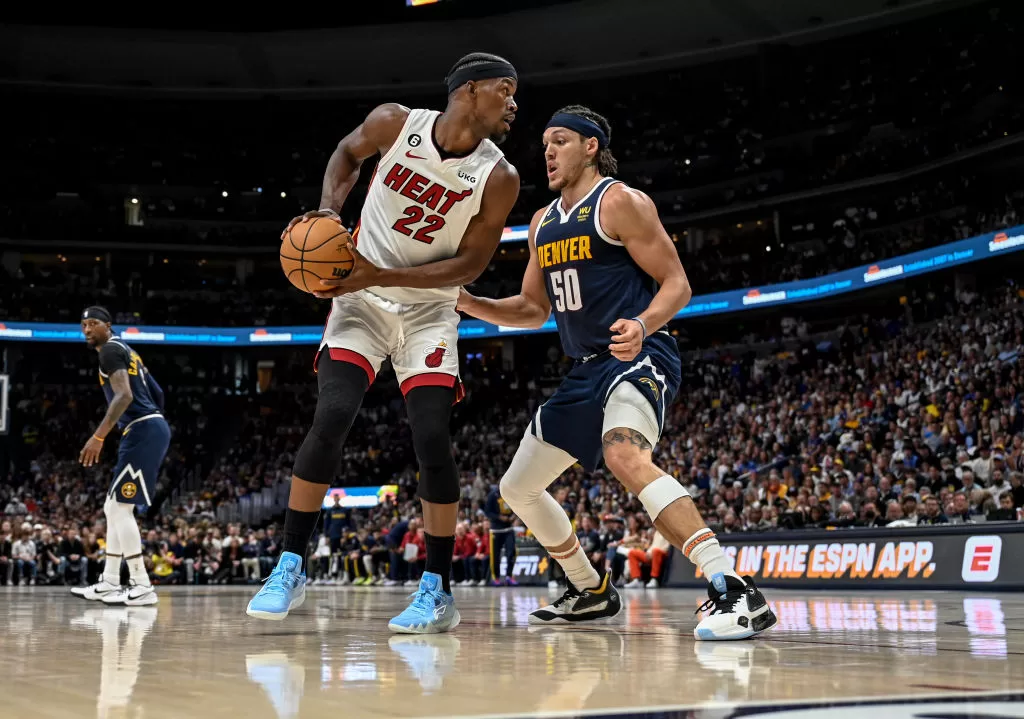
[459,106,776,639]
[73,306,169,606]
[484,482,518,585]
[247,52,520,634]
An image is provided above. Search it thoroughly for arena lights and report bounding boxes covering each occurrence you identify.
[3,224,1022,346]
[222,191,229,198]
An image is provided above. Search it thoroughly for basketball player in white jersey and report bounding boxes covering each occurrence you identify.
[247,52,520,634]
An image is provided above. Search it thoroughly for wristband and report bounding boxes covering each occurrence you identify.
[631,316,648,339]
[92,434,106,442]
[318,208,340,217]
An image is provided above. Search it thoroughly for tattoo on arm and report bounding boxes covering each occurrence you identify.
[602,428,652,451]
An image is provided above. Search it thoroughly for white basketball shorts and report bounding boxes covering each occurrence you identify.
[317,291,462,396]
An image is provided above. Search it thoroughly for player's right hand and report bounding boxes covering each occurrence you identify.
[281,209,342,240]
[456,287,476,313]
[79,435,104,467]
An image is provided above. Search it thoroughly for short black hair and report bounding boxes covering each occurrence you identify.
[553,104,618,176]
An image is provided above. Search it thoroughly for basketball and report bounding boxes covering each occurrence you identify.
[279,217,354,293]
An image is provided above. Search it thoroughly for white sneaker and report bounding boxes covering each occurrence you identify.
[71,580,121,601]
[646,578,660,589]
[624,579,644,589]
[103,582,158,606]
[382,579,397,586]
[475,579,487,587]
[403,579,417,587]
[547,580,560,590]
[694,575,777,640]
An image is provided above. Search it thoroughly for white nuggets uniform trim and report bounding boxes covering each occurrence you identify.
[320,108,505,392]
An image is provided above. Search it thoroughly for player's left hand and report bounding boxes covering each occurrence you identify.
[313,242,383,299]
[79,436,104,467]
[609,318,645,362]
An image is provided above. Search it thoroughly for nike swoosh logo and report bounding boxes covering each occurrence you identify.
[406,150,427,160]
[540,217,556,227]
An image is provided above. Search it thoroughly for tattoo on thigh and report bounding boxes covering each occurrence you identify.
[602,427,652,451]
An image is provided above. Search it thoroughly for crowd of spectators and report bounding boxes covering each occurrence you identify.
[3,266,1021,588]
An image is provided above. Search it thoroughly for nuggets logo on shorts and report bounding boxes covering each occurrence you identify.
[423,340,448,368]
[637,377,661,401]
[121,482,138,499]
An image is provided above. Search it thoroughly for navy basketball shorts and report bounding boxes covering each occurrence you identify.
[109,415,171,506]
[529,332,681,472]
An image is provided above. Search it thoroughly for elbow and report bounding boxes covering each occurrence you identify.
[529,308,551,330]
[677,276,693,307]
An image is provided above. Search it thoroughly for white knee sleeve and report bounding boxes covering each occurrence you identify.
[603,382,660,446]
[499,431,577,548]
[102,496,123,555]
[107,501,143,557]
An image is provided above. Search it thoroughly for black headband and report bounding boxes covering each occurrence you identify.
[82,306,112,323]
[445,60,518,94]
[546,112,609,149]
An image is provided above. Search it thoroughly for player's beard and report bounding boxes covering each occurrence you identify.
[489,129,508,145]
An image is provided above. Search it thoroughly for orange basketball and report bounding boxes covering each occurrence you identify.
[280,218,354,293]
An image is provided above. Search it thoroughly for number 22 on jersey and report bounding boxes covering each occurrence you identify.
[549,268,583,312]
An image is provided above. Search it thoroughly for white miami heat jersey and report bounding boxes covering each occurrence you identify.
[354,108,505,307]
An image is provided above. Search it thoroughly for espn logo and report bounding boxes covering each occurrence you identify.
[961,536,1002,582]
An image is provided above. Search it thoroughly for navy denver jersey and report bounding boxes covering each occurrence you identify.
[98,337,164,428]
[535,177,657,359]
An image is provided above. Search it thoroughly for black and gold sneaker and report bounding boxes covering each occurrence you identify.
[528,572,622,625]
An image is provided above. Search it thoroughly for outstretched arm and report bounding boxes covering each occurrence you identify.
[315,161,520,298]
[601,185,692,361]
[456,206,551,328]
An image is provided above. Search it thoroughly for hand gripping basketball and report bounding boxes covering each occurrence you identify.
[313,241,384,299]
[280,209,341,241]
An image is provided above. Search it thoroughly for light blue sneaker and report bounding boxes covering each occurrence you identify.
[387,572,460,634]
[246,552,306,621]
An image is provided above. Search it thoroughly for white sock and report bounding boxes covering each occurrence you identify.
[684,528,740,585]
[103,555,122,586]
[549,537,601,591]
[126,554,150,587]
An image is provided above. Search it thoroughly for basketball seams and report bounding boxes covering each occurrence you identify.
[280,216,354,293]
[278,257,355,265]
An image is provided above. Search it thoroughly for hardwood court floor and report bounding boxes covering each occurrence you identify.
[2,585,1023,719]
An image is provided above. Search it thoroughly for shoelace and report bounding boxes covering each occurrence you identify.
[261,565,298,595]
[695,588,745,616]
[550,585,582,609]
[407,588,439,613]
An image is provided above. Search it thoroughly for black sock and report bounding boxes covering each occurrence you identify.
[424,533,455,593]
[282,508,320,571]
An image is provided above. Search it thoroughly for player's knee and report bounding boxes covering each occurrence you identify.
[498,472,532,511]
[499,432,570,511]
[294,361,367,484]
[601,429,652,481]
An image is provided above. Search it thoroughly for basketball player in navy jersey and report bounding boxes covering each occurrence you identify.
[247,52,520,633]
[459,106,776,639]
[72,306,169,606]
